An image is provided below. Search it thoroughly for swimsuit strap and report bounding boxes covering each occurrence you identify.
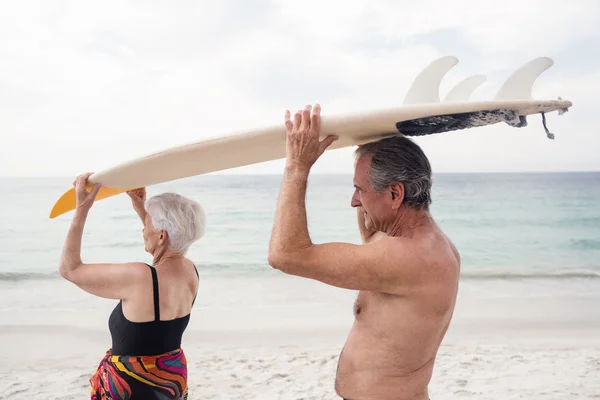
[148,264,160,321]
[192,264,199,306]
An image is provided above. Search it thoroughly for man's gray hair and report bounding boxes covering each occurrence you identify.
[355,135,432,209]
[145,192,206,254]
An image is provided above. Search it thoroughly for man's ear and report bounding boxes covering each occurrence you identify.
[390,183,404,208]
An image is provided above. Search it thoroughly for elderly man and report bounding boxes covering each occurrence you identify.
[268,104,460,400]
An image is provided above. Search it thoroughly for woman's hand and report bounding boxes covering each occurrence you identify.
[127,188,146,209]
[73,172,101,214]
[127,188,147,222]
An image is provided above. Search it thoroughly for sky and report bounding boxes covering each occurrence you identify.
[1,0,599,177]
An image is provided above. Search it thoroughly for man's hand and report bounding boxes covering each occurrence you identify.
[284,104,338,172]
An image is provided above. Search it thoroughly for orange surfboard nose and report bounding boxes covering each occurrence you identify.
[49,186,132,218]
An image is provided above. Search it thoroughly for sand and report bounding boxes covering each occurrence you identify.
[1,277,600,399]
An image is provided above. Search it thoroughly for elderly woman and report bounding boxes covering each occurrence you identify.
[58,172,205,400]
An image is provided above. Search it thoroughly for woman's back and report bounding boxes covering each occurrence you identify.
[119,258,199,322]
[109,259,199,356]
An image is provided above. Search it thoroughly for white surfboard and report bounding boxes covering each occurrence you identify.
[49,56,572,218]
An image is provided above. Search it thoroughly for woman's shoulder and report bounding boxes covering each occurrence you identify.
[180,258,198,271]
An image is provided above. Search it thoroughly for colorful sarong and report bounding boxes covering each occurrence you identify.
[90,348,188,399]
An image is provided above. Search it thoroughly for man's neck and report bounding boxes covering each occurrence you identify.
[386,206,433,238]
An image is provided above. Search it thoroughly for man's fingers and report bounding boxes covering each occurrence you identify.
[310,103,321,134]
[300,104,312,132]
[319,134,339,154]
[293,110,302,130]
[284,110,293,131]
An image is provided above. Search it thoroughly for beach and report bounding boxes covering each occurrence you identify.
[1,173,600,399]
[1,274,600,400]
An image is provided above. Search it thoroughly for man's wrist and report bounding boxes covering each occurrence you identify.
[284,161,311,178]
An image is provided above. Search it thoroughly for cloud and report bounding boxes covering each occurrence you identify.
[0,0,598,177]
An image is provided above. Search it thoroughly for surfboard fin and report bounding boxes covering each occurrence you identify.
[495,57,554,100]
[443,74,487,102]
[403,56,459,104]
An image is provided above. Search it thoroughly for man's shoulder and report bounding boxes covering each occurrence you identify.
[376,230,459,273]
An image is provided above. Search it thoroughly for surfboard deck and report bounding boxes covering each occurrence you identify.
[49,56,573,219]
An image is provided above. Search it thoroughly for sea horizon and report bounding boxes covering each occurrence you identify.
[2,169,600,179]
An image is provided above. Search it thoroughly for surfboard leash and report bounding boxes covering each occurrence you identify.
[540,112,555,140]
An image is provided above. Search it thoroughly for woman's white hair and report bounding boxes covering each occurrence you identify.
[145,192,206,254]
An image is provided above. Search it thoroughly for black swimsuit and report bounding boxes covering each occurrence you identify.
[90,263,198,399]
[108,263,199,356]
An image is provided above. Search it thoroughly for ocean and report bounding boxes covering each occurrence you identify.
[1,172,599,325]
[2,172,600,278]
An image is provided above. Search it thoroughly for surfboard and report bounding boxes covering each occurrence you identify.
[49,56,572,219]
